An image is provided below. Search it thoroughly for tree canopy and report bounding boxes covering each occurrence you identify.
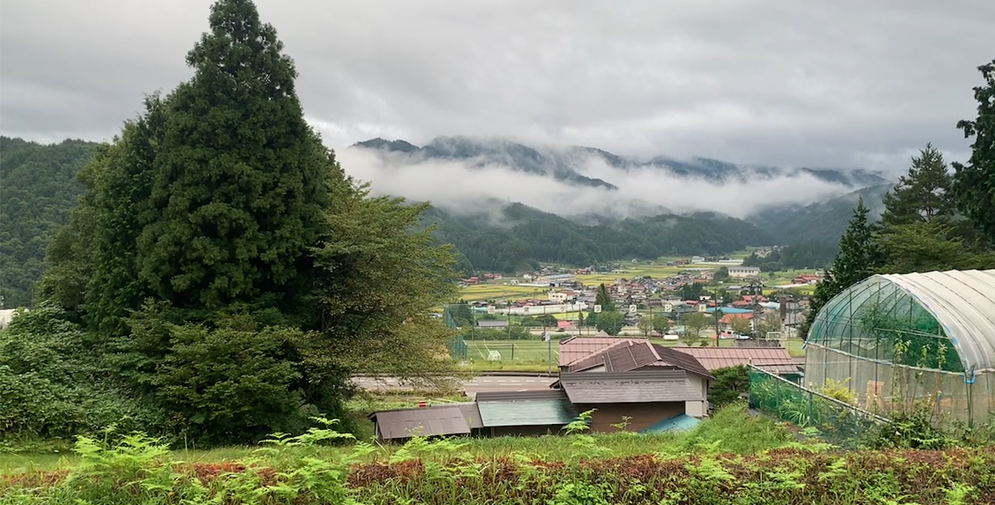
[952,59,995,245]
[0,137,96,309]
[880,144,955,228]
[24,0,461,445]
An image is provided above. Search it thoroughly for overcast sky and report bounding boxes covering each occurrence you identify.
[2,0,993,172]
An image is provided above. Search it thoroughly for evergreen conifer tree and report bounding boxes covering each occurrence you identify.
[879,143,954,228]
[952,59,995,245]
[135,0,333,318]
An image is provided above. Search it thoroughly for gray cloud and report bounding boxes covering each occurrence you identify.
[2,0,992,173]
[337,146,862,219]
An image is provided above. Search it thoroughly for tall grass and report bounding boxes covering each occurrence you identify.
[2,411,992,505]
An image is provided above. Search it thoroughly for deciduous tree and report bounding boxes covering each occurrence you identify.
[681,312,709,346]
[729,315,752,336]
[595,311,624,336]
[305,171,463,396]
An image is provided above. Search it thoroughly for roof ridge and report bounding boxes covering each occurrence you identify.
[648,340,662,361]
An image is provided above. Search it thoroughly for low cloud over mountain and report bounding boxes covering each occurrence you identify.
[339,136,889,220]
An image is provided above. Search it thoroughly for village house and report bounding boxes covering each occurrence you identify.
[369,335,721,443]
[537,273,575,286]
[792,274,820,284]
[558,339,713,424]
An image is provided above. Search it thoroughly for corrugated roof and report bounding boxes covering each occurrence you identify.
[678,347,799,374]
[477,398,579,427]
[558,369,704,403]
[557,336,647,366]
[475,390,568,402]
[879,270,995,373]
[370,403,481,441]
[567,341,713,379]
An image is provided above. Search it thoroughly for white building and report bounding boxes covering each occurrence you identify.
[728,266,762,278]
[537,273,575,285]
[0,309,20,330]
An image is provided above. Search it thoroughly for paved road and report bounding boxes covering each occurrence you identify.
[352,374,558,395]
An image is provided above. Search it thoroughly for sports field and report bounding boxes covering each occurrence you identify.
[466,339,559,364]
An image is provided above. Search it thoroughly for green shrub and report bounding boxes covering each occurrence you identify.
[707,365,749,409]
[140,315,306,446]
[0,307,162,447]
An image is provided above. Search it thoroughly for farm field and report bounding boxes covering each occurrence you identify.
[3,404,992,504]
[459,254,753,302]
[459,284,542,302]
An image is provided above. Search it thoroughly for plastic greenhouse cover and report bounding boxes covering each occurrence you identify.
[880,270,995,375]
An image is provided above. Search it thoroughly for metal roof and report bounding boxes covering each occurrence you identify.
[880,269,995,373]
[640,413,702,433]
[475,390,568,402]
[557,336,647,366]
[677,347,799,374]
[558,369,704,403]
[567,341,714,379]
[477,398,578,427]
[370,403,482,441]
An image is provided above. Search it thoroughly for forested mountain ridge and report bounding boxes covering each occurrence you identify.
[744,184,890,245]
[0,136,98,307]
[1,135,888,306]
[423,202,775,274]
[353,136,889,188]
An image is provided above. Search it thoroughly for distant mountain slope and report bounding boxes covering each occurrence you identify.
[424,201,776,274]
[353,136,888,189]
[355,136,618,189]
[0,136,98,307]
[746,184,890,245]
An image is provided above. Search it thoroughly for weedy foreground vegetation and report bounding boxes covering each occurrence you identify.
[3,406,993,505]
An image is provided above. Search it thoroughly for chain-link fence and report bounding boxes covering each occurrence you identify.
[748,365,887,447]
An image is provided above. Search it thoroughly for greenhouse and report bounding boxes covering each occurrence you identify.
[804,269,995,428]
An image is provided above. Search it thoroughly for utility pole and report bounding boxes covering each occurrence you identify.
[544,330,552,374]
[750,278,765,340]
[713,287,721,347]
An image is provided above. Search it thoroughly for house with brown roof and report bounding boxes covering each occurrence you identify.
[554,340,714,429]
[675,346,799,375]
[557,334,648,370]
